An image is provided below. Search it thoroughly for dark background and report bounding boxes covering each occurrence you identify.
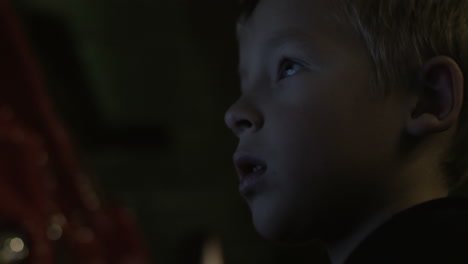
[11,0,468,263]
[11,0,328,263]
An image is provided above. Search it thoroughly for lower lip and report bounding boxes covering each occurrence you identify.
[239,169,267,194]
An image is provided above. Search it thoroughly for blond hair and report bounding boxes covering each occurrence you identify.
[331,0,468,190]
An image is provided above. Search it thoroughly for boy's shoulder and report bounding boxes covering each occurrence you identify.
[346,195,468,264]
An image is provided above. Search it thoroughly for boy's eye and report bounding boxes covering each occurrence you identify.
[278,58,304,80]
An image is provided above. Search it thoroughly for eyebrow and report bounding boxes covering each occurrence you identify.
[238,29,324,78]
[265,29,324,61]
[266,29,316,49]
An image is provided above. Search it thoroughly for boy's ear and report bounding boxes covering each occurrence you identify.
[406,56,464,136]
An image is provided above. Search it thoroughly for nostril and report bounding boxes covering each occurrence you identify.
[237,119,253,129]
[226,113,253,135]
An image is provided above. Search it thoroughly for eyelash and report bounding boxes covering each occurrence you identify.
[277,58,304,81]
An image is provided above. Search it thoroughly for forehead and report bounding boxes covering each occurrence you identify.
[237,0,346,43]
[236,0,370,76]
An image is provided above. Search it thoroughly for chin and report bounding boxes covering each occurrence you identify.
[248,194,328,246]
[250,202,312,245]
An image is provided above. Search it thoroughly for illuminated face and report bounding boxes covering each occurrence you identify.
[225,0,407,244]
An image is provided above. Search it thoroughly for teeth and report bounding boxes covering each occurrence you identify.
[252,165,264,172]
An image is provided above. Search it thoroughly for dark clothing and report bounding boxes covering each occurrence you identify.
[345,195,468,264]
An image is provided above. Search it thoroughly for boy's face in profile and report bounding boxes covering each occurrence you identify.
[225,0,411,244]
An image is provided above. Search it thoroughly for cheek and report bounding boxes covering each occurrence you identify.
[267,101,387,192]
[265,69,398,186]
[266,111,337,189]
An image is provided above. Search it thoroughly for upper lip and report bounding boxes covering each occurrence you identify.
[233,151,268,180]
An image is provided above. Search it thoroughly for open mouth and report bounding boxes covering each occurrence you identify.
[233,153,268,180]
[241,163,267,178]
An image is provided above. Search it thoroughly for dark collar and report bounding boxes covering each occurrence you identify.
[345,195,468,264]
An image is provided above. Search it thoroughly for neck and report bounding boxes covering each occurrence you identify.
[324,188,449,264]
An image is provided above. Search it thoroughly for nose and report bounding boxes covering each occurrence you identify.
[224,98,263,137]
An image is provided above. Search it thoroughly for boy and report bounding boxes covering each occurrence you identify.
[224,0,468,263]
